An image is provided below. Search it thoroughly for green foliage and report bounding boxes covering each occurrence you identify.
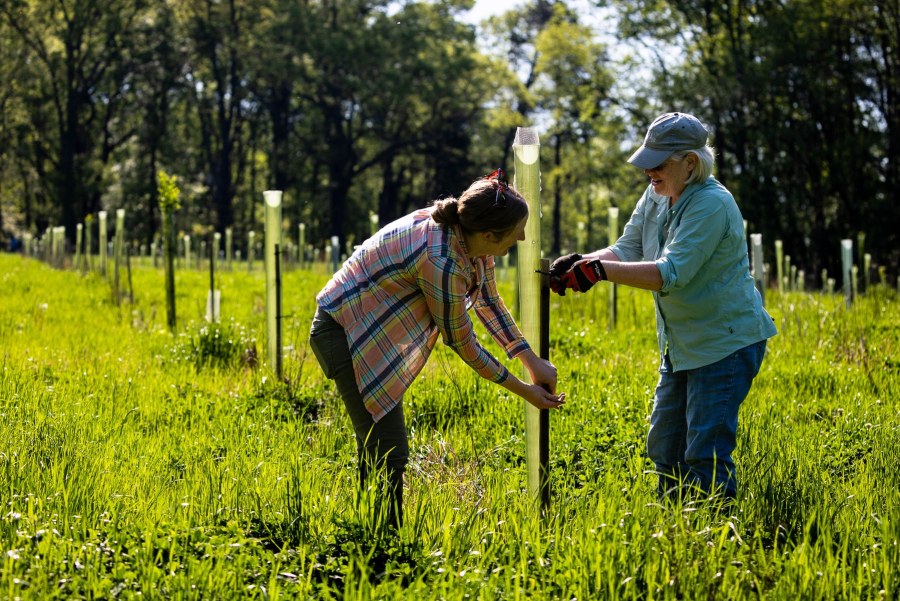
[170,320,254,369]
[157,171,181,213]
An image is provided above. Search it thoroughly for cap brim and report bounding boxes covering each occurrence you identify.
[627,146,673,169]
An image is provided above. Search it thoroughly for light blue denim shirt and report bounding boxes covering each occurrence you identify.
[608,176,777,371]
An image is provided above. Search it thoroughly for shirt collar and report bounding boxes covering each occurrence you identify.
[450,224,482,277]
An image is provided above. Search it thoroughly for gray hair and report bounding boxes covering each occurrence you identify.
[670,145,716,184]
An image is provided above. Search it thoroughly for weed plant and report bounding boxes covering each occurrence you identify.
[1,254,898,599]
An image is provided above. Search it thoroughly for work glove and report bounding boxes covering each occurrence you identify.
[548,253,582,296]
[549,253,583,278]
[554,259,608,295]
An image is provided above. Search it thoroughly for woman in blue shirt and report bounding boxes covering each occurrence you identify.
[550,112,777,501]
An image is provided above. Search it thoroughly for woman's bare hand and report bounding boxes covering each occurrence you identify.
[522,384,566,410]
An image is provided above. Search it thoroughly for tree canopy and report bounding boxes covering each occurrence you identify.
[1,0,896,279]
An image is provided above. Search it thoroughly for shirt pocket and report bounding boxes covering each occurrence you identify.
[643,210,660,261]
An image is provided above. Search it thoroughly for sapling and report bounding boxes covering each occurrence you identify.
[513,126,549,509]
[158,171,180,332]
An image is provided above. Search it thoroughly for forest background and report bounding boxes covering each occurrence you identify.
[1,0,898,281]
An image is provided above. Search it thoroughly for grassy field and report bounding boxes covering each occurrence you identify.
[1,252,899,600]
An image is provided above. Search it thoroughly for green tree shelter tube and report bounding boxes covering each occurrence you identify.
[264,191,283,378]
[99,211,108,278]
[75,224,83,272]
[751,233,765,306]
[115,209,125,304]
[298,224,306,269]
[841,239,853,307]
[513,126,549,509]
[84,215,93,273]
[248,231,255,272]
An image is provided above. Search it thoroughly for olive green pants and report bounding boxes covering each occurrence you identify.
[308,307,407,526]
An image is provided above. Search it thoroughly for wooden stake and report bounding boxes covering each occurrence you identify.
[163,211,177,331]
[538,258,551,511]
[126,246,134,304]
[607,208,619,331]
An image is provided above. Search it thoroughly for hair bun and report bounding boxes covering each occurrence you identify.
[430,198,460,225]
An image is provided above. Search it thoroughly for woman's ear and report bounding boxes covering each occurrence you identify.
[687,153,698,172]
[482,231,500,244]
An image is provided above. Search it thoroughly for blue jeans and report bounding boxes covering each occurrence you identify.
[646,340,767,500]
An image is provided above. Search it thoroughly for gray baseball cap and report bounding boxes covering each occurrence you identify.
[627,112,709,169]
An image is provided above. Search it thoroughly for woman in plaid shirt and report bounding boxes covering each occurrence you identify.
[310,170,565,527]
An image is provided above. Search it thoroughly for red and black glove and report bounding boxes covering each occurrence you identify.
[548,253,582,296]
[553,259,608,295]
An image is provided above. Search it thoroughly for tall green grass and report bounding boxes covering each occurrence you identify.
[1,253,898,599]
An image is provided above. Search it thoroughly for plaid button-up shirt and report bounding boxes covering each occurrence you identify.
[316,208,530,422]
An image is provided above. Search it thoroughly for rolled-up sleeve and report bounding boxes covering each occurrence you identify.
[418,255,509,383]
[473,257,531,359]
[655,196,729,293]
[608,190,649,263]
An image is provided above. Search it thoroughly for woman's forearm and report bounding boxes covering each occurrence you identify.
[603,261,663,291]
